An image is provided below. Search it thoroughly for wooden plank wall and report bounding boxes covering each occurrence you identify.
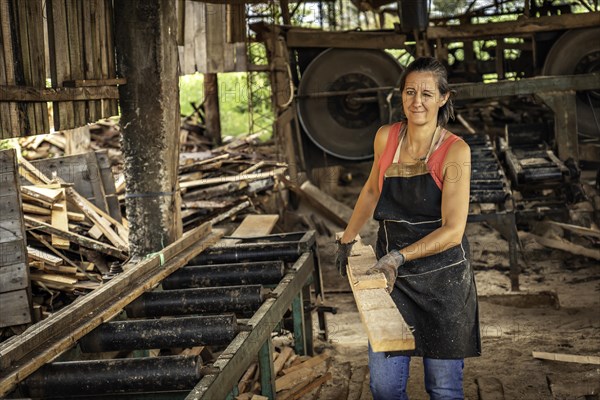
[0,0,118,139]
[178,0,247,75]
[0,149,32,328]
[0,0,48,137]
[47,0,118,131]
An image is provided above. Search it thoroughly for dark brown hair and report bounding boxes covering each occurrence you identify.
[398,57,455,126]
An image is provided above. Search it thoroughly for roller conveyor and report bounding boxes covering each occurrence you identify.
[162,261,285,289]
[125,285,264,318]
[4,229,321,400]
[462,134,512,205]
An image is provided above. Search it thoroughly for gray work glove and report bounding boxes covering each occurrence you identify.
[367,250,405,293]
[335,239,356,277]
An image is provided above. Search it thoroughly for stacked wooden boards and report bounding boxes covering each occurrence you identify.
[345,237,415,352]
[0,149,32,328]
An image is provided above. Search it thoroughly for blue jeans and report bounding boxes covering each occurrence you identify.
[368,344,464,400]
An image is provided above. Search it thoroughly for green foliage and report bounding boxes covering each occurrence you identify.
[179,72,250,137]
[0,139,17,150]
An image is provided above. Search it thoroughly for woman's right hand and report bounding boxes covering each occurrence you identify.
[335,239,356,276]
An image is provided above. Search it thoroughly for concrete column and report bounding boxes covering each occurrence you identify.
[114,0,182,258]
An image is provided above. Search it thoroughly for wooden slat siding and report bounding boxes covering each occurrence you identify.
[226,3,245,43]
[1,85,119,102]
[97,0,110,118]
[0,23,10,136]
[66,0,86,127]
[222,5,235,73]
[83,0,99,121]
[0,149,32,327]
[183,0,197,74]
[104,0,118,117]
[194,1,207,73]
[26,0,49,134]
[14,1,36,134]
[206,3,225,72]
[0,0,22,138]
[47,0,75,131]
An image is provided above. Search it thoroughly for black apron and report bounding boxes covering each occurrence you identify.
[373,127,481,359]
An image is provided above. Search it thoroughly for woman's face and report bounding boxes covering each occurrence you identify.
[402,71,448,127]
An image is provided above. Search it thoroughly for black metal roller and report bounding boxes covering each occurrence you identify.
[297,49,403,160]
[542,27,600,137]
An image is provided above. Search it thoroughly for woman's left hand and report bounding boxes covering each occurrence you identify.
[367,250,405,293]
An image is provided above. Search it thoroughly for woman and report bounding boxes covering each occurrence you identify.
[336,57,481,400]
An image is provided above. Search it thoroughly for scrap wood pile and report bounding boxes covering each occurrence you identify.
[17,119,123,172]
[18,156,129,320]
[236,344,332,400]
[177,133,288,230]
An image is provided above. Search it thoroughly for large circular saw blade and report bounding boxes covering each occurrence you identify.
[542,27,600,137]
[297,49,403,160]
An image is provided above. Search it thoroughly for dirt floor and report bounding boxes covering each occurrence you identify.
[294,168,600,400]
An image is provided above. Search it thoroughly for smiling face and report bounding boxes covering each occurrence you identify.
[402,71,449,127]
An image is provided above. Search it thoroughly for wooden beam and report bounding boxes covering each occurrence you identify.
[286,29,407,49]
[285,12,600,48]
[0,223,222,396]
[427,12,600,40]
[62,78,126,87]
[0,85,119,102]
[453,73,600,101]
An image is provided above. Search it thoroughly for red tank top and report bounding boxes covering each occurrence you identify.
[377,122,462,192]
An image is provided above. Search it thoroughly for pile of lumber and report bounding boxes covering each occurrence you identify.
[236,346,332,400]
[19,157,128,320]
[178,133,288,229]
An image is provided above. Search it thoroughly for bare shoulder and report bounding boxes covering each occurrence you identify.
[445,135,471,163]
[374,124,393,155]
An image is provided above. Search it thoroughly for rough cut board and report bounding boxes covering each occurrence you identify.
[346,238,415,352]
[230,215,279,238]
[219,214,279,246]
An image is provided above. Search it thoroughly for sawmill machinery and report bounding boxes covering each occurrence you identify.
[290,1,600,167]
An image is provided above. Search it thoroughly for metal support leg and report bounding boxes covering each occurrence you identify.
[258,337,275,399]
[225,386,239,400]
[506,212,520,291]
[292,293,306,356]
[302,285,314,356]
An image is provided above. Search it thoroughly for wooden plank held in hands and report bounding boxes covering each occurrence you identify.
[343,235,415,352]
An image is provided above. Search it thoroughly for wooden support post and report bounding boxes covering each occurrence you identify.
[204,73,222,145]
[536,91,579,162]
[114,0,183,257]
[258,337,276,400]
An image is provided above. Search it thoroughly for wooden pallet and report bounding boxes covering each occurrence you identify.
[0,149,32,328]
